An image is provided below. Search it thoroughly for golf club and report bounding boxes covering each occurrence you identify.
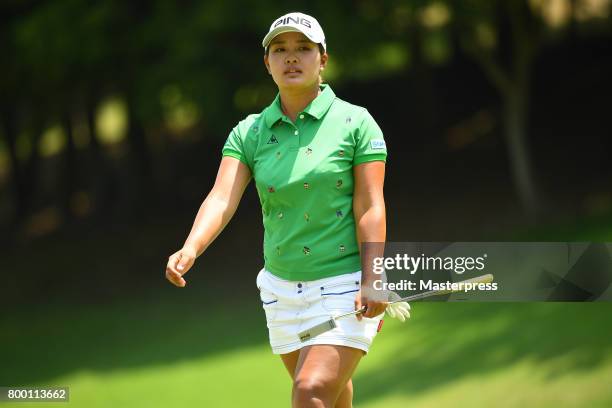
[298,273,495,342]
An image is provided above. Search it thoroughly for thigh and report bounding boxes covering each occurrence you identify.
[295,345,364,392]
[280,350,301,379]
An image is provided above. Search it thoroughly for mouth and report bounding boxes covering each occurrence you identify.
[284,68,302,75]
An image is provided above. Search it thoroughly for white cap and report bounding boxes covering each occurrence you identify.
[262,12,326,52]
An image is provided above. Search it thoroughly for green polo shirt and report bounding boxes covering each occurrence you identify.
[222,84,387,281]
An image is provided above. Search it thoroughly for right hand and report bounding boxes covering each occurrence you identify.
[165,246,197,287]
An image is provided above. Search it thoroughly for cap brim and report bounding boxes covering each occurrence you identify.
[262,26,319,49]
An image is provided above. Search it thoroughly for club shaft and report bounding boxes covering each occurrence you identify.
[334,274,493,320]
[334,288,445,320]
[389,289,448,304]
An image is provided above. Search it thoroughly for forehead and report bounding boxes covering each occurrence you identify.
[269,31,314,45]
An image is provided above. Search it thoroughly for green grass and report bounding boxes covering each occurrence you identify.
[2,215,611,407]
[356,303,612,407]
[2,298,612,407]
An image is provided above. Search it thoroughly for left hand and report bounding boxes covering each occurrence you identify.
[355,285,388,320]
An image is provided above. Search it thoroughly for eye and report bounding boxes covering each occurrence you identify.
[273,47,285,52]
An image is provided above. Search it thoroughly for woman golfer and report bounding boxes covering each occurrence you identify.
[165,12,409,407]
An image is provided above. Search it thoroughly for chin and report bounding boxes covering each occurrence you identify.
[277,77,317,90]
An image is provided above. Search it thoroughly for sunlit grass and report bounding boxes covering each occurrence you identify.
[360,356,612,408]
[2,300,612,408]
[2,218,612,407]
[356,303,612,408]
[2,347,289,408]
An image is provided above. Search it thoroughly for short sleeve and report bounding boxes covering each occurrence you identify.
[222,127,252,171]
[353,109,387,165]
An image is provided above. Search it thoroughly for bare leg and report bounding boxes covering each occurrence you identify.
[333,380,353,408]
[280,350,355,408]
[290,345,363,408]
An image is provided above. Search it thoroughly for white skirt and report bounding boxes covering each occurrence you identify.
[256,268,384,355]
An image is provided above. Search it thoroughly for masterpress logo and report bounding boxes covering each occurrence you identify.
[372,253,488,275]
[364,242,612,301]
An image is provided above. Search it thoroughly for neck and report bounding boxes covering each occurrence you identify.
[279,84,321,122]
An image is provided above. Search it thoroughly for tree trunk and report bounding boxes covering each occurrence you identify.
[407,21,437,143]
[456,0,542,217]
[60,111,77,222]
[125,96,153,211]
[86,94,116,218]
[1,107,26,230]
[503,87,539,215]
[5,110,44,224]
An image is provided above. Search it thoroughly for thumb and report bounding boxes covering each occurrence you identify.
[355,294,363,321]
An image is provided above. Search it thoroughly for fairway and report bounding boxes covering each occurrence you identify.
[2,298,611,407]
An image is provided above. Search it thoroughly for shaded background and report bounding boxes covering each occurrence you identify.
[1,1,612,407]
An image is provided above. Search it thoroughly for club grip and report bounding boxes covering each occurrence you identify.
[458,273,494,286]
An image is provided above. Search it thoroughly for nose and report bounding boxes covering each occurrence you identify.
[285,54,298,64]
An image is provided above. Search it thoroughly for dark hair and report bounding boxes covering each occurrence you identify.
[265,43,326,57]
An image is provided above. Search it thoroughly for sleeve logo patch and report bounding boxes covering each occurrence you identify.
[370,139,386,150]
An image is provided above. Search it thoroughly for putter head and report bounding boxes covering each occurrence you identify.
[298,319,337,342]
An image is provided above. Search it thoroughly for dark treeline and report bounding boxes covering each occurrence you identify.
[1,0,611,243]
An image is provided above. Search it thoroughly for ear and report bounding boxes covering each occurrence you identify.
[320,52,328,71]
[263,54,271,75]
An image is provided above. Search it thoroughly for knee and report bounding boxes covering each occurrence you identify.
[292,377,335,408]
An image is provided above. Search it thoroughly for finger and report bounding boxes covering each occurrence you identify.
[166,269,186,287]
[364,302,384,318]
[358,305,368,320]
[166,254,180,275]
[355,296,363,321]
[379,303,389,317]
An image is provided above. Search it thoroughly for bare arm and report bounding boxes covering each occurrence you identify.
[165,156,252,287]
[352,160,387,317]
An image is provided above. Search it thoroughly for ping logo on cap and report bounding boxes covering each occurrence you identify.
[274,15,312,29]
[263,12,326,51]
